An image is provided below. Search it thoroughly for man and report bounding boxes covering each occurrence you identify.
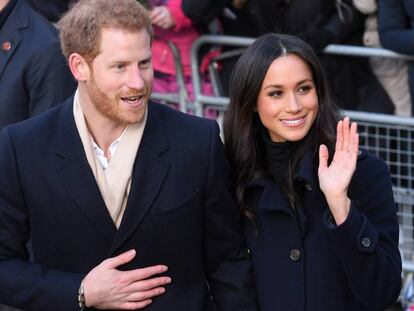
[0,0,258,310]
[0,0,76,130]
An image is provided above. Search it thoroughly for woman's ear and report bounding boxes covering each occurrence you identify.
[68,53,90,82]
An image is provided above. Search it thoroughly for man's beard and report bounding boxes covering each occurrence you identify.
[86,74,150,125]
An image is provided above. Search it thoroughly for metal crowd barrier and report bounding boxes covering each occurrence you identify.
[189,35,414,273]
[150,41,188,112]
[346,111,414,272]
[190,35,414,116]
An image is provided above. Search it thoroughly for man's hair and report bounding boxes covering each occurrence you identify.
[58,0,153,62]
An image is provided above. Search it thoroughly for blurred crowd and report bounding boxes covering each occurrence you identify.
[1,0,414,133]
[0,1,413,310]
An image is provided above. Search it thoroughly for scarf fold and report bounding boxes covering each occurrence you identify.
[73,89,147,228]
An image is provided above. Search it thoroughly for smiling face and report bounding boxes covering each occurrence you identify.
[85,27,153,126]
[256,53,318,142]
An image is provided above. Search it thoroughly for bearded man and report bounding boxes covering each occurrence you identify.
[0,0,258,310]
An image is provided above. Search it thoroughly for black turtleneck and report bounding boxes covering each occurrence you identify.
[0,0,17,31]
[261,129,293,186]
[261,129,309,235]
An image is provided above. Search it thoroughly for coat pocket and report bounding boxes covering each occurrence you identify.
[149,189,200,223]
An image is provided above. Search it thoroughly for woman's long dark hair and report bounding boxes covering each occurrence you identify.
[223,33,341,216]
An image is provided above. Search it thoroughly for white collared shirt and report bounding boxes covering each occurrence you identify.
[91,128,127,169]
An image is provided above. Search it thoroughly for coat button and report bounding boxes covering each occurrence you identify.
[290,249,301,261]
[361,237,371,248]
[2,41,11,52]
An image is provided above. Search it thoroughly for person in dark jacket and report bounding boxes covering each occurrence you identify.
[0,0,76,130]
[223,33,402,311]
[378,0,414,116]
[26,0,71,23]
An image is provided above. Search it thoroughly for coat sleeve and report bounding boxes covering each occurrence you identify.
[297,0,364,51]
[181,0,227,24]
[24,40,76,117]
[325,155,402,310]
[203,121,259,311]
[323,0,364,44]
[167,0,193,31]
[378,0,414,54]
[0,127,83,310]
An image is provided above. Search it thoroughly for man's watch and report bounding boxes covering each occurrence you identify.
[78,279,86,310]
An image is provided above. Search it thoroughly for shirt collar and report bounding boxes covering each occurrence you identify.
[91,127,128,169]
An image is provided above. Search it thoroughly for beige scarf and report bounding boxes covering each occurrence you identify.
[73,90,147,228]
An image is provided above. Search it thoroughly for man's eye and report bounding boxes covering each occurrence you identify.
[140,59,152,68]
[114,64,125,71]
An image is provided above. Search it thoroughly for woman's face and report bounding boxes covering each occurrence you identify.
[256,53,318,142]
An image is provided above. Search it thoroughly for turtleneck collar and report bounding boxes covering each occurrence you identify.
[261,127,294,185]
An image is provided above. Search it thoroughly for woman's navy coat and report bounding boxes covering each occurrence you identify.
[243,150,401,311]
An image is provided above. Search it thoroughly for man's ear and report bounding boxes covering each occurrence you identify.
[68,53,90,82]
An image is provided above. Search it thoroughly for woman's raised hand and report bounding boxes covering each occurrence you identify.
[318,117,359,225]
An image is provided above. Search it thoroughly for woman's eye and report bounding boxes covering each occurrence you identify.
[269,90,283,98]
[298,85,312,94]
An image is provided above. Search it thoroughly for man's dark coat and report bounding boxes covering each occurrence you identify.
[0,98,258,311]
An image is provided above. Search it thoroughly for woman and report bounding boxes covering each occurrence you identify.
[223,33,401,311]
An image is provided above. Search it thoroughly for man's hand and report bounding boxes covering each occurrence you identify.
[83,249,171,310]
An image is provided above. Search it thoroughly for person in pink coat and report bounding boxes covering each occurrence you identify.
[149,0,213,102]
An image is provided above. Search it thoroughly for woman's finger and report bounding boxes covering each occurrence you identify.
[335,120,343,152]
[350,122,358,153]
[318,144,329,171]
[342,117,350,152]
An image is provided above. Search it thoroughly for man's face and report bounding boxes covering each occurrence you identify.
[85,27,153,125]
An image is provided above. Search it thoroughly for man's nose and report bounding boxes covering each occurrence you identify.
[127,67,145,90]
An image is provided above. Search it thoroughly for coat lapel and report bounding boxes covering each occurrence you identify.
[54,99,117,240]
[248,179,295,216]
[110,103,169,254]
[0,0,27,79]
